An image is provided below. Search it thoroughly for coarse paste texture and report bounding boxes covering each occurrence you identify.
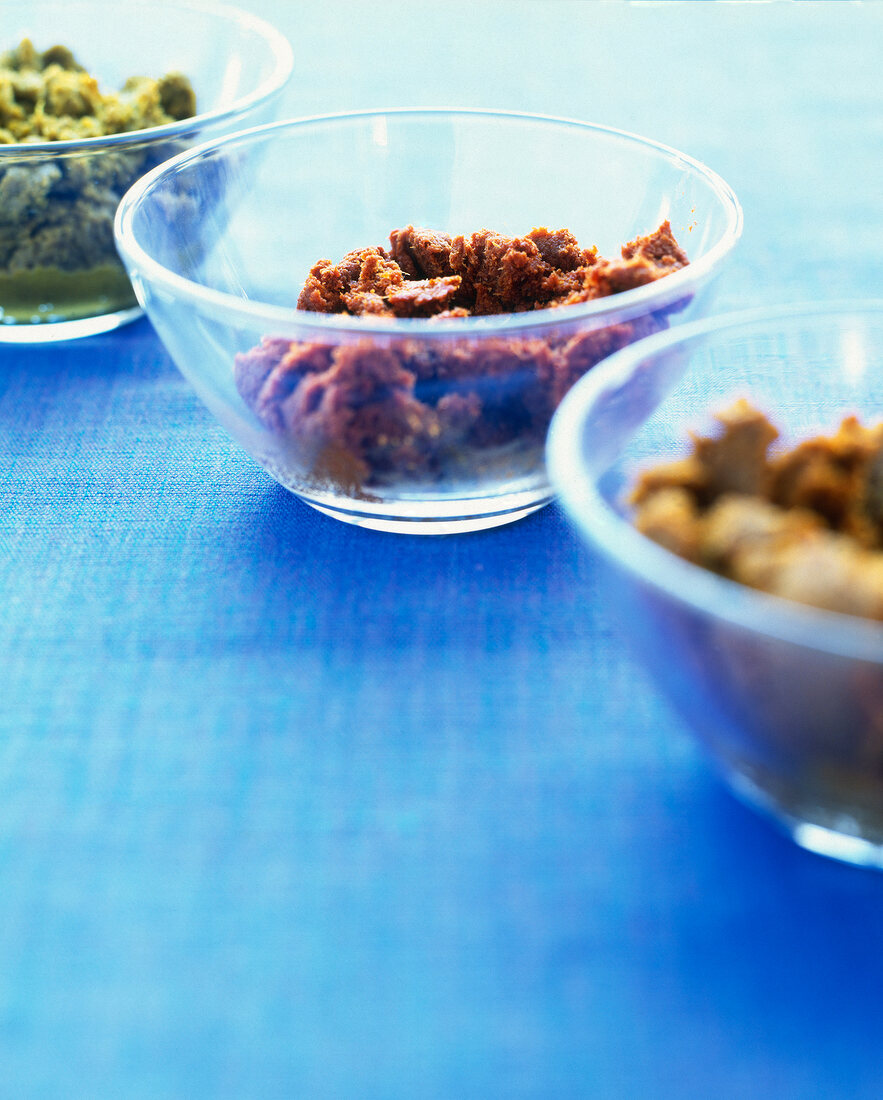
[0,39,195,143]
[234,222,689,493]
[630,399,883,619]
[0,40,196,321]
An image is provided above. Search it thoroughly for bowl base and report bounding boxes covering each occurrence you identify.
[789,822,883,869]
[299,493,552,534]
[0,305,143,344]
[728,771,883,869]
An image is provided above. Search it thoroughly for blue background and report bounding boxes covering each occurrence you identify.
[2,2,883,1096]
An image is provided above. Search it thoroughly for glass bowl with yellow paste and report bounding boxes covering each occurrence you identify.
[548,302,883,868]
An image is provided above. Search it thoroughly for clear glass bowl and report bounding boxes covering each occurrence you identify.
[547,302,883,867]
[0,0,292,342]
[114,109,741,533]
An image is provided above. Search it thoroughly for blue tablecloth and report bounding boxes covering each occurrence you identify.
[3,3,883,1096]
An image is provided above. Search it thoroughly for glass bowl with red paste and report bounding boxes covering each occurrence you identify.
[115,110,742,533]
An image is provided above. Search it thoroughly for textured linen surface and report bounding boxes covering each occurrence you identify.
[2,3,883,1097]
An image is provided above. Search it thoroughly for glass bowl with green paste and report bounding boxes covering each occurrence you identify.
[0,1,293,342]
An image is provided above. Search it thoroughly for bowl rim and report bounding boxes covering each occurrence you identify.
[546,299,883,662]
[113,107,743,335]
[0,0,294,154]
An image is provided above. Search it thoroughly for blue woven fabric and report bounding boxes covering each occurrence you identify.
[2,3,883,1096]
